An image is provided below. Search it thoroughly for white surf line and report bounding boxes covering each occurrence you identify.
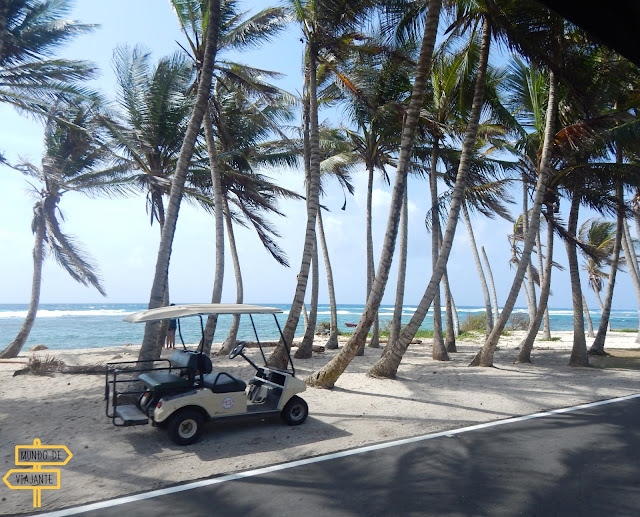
[38,392,640,517]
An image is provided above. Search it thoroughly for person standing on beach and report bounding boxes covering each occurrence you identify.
[166,317,177,348]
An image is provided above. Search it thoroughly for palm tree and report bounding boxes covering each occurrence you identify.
[306,0,445,387]
[0,100,118,358]
[589,183,624,355]
[102,46,198,349]
[138,0,221,363]
[192,88,301,354]
[105,46,196,233]
[335,36,414,352]
[621,207,640,344]
[386,186,408,354]
[469,0,566,368]
[171,0,291,350]
[1,0,96,120]
[515,206,555,363]
[368,10,491,379]
[579,218,616,328]
[481,245,499,322]
[269,0,378,369]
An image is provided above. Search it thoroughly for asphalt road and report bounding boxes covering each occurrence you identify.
[38,395,640,517]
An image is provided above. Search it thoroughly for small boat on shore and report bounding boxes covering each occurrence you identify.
[344,322,357,328]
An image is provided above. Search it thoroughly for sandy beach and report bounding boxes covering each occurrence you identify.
[1,330,639,515]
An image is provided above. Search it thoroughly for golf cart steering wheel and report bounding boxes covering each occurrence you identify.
[229,341,246,360]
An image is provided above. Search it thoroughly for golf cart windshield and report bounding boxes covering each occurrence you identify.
[124,304,296,375]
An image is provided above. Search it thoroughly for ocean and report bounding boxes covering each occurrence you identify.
[0,303,638,351]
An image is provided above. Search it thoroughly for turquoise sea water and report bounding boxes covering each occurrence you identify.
[0,303,638,351]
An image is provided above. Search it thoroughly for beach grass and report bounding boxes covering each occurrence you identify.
[589,348,640,371]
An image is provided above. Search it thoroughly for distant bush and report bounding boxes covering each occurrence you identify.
[507,313,530,330]
[315,321,331,335]
[461,313,487,332]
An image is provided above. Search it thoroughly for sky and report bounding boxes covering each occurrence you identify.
[0,0,637,312]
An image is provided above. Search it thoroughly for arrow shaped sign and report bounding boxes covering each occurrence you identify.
[15,439,72,466]
[3,469,60,490]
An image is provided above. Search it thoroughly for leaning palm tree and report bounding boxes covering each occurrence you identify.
[307,0,445,387]
[329,34,414,352]
[268,0,378,369]
[171,0,291,349]
[368,3,505,378]
[1,0,96,120]
[191,87,301,354]
[138,0,221,363]
[102,47,199,351]
[0,100,121,358]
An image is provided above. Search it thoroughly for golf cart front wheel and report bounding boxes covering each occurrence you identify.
[281,396,308,426]
[167,409,204,445]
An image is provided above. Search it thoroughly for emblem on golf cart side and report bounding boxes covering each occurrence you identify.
[221,397,234,409]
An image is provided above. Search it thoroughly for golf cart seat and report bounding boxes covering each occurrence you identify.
[203,371,247,393]
[139,350,213,390]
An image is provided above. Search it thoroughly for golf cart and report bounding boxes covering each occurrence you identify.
[105,304,308,445]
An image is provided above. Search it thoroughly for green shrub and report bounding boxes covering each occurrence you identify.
[460,313,487,332]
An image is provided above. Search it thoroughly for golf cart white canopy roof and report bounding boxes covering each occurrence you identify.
[124,304,283,323]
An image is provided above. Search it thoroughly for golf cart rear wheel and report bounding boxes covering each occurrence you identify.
[281,396,308,426]
[167,409,204,445]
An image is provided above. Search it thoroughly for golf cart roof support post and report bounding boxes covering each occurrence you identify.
[178,318,186,350]
[249,314,268,365]
[273,314,295,377]
[198,315,205,353]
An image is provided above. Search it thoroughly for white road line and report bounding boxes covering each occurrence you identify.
[38,392,640,517]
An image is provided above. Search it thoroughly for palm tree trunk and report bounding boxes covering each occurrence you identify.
[481,246,500,322]
[386,186,408,356]
[365,163,380,350]
[469,69,558,368]
[368,15,490,380]
[452,297,460,336]
[317,209,339,349]
[430,140,448,360]
[0,205,45,358]
[536,227,552,338]
[521,281,531,318]
[221,198,243,354]
[202,106,225,355]
[138,0,220,363]
[154,208,170,351]
[462,203,493,337]
[301,301,308,330]
[522,176,537,328]
[565,194,589,366]
[516,210,554,363]
[306,0,443,388]
[593,290,611,331]
[582,294,595,337]
[443,272,456,352]
[268,38,322,368]
[296,235,318,359]
[589,183,624,355]
[621,219,640,344]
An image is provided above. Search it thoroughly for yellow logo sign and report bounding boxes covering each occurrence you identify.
[3,438,72,508]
